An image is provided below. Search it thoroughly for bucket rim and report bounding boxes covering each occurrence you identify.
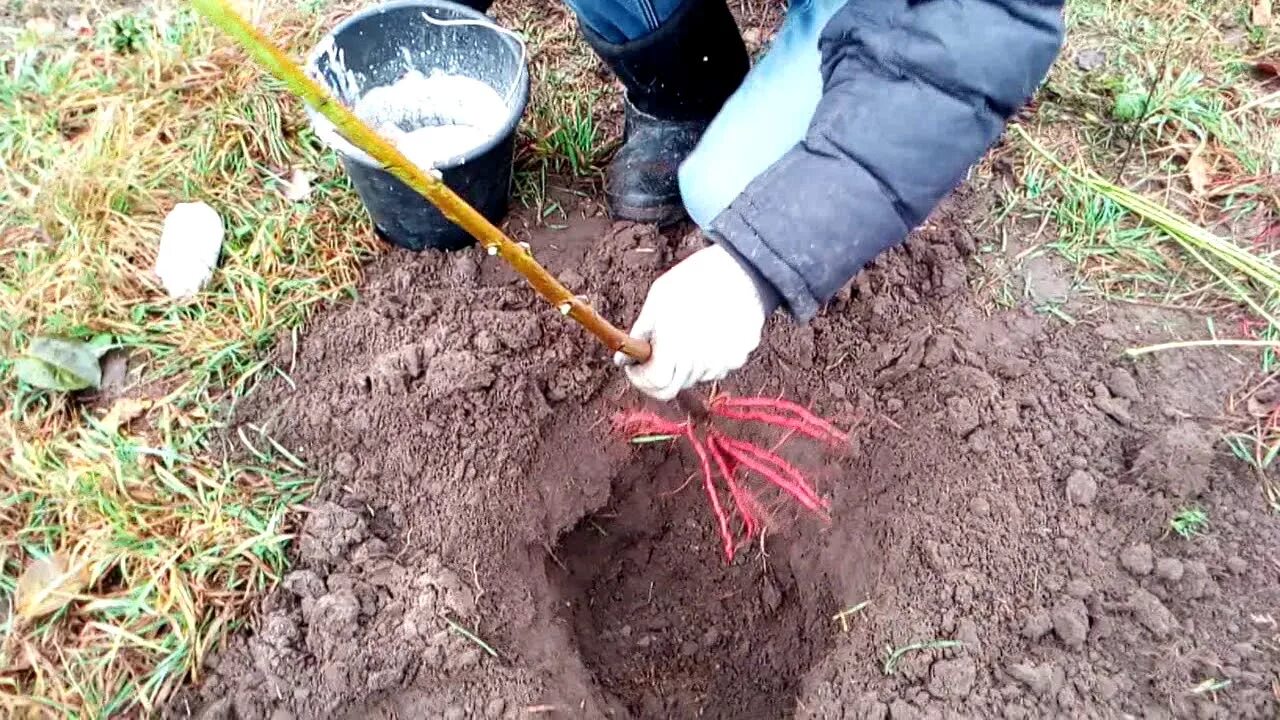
[304,0,531,171]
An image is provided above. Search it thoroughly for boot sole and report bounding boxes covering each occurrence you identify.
[607,195,689,228]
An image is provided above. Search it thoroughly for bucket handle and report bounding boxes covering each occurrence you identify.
[419,12,528,109]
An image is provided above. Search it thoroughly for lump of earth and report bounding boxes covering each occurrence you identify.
[1105,367,1139,401]
[298,502,368,566]
[1022,609,1053,640]
[1007,661,1064,698]
[1065,470,1098,506]
[1051,597,1089,649]
[1127,588,1178,639]
[1119,543,1154,576]
[1130,422,1214,497]
[424,351,496,400]
[1182,560,1217,600]
[1155,558,1184,583]
[928,657,977,699]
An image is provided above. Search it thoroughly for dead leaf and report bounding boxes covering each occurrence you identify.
[15,336,104,391]
[15,554,90,621]
[1254,60,1280,79]
[1186,146,1211,196]
[100,398,152,434]
[281,168,315,202]
[1253,0,1273,26]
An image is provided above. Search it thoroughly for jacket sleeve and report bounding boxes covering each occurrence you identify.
[709,0,1065,321]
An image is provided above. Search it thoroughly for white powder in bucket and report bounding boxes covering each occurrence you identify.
[315,68,510,170]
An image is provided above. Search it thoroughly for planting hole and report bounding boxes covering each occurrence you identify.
[549,455,837,718]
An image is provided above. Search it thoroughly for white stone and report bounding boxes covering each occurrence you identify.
[155,201,224,299]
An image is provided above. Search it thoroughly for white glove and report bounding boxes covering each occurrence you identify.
[613,244,773,401]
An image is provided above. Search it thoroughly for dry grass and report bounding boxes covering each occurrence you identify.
[495,1,615,219]
[998,0,1280,318]
[0,1,379,715]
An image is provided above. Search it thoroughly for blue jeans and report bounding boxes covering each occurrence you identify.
[565,0,848,228]
[562,0,687,44]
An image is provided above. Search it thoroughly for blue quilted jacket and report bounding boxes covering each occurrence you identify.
[711,0,1066,320]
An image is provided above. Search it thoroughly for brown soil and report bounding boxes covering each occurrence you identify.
[172,185,1280,720]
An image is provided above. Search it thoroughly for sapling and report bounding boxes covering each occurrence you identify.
[192,0,854,563]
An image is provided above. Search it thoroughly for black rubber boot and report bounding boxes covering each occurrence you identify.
[581,0,749,226]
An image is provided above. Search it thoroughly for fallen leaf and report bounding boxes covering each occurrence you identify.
[281,168,316,202]
[1253,0,1273,26]
[15,554,90,621]
[1186,146,1211,196]
[14,337,104,391]
[1254,60,1279,79]
[1246,393,1278,418]
[101,398,152,434]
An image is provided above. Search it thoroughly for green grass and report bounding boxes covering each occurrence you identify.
[0,2,378,714]
[882,639,963,676]
[499,5,614,220]
[1169,506,1210,539]
[1002,0,1279,316]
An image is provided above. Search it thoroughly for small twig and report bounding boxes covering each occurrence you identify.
[832,600,871,633]
[1114,41,1173,184]
[630,434,677,444]
[1125,339,1280,358]
[543,542,567,572]
[883,640,962,675]
[443,616,499,658]
[470,559,486,608]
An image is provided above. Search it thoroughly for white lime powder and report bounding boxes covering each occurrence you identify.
[315,67,509,170]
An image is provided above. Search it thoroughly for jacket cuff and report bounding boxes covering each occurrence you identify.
[709,202,819,322]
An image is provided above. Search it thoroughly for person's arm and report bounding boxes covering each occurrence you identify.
[620,0,1064,400]
[711,0,1065,321]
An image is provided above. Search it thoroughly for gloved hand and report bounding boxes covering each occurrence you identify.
[613,243,777,401]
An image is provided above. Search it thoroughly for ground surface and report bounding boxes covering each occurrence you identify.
[172,186,1280,719]
[3,0,1278,717]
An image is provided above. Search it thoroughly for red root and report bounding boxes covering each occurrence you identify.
[685,431,736,562]
[713,435,830,518]
[710,395,850,446]
[614,393,847,563]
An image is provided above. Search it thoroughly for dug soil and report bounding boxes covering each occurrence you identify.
[174,185,1280,720]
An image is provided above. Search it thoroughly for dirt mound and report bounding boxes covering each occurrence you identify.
[175,189,1280,720]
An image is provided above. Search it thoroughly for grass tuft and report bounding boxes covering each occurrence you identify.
[1,2,378,715]
[1002,0,1278,322]
[882,639,962,676]
[1169,505,1210,539]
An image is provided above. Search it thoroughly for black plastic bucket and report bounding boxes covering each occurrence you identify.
[306,0,529,251]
